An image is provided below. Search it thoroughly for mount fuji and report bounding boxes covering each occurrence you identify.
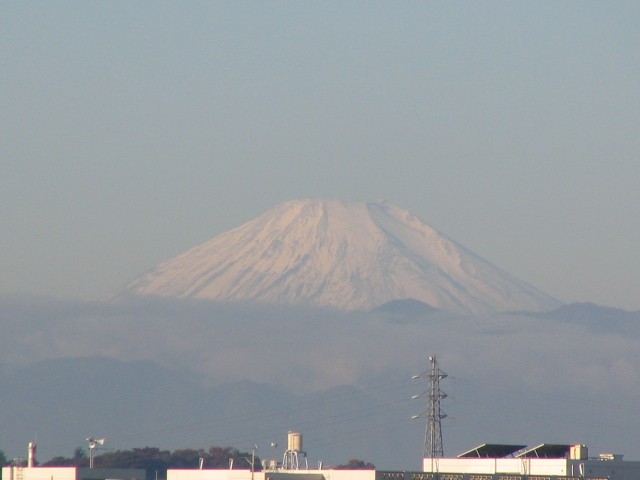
[123,199,561,315]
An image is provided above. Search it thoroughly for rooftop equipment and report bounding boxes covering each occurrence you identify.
[282,432,308,470]
[516,444,571,458]
[27,443,36,468]
[458,444,527,458]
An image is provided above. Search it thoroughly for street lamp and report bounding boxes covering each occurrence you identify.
[86,437,105,468]
[242,444,258,480]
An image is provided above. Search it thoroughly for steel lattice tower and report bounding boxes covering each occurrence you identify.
[413,355,447,460]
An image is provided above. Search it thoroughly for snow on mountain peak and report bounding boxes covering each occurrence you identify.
[124,199,561,315]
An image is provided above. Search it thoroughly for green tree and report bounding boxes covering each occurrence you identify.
[96,447,172,479]
[73,447,87,462]
[42,445,263,480]
[334,458,375,469]
[42,447,88,467]
[169,449,202,469]
[206,447,260,470]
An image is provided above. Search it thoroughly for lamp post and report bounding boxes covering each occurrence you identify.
[242,445,257,480]
[86,437,105,468]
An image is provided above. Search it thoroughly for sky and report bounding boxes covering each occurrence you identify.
[2,1,639,310]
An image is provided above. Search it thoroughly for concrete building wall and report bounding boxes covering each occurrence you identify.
[320,471,375,480]
[581,459,640,480]
[528,459,568,476]
[78,468,145,480]
[422,456,640,480]
[422,458,568,475]
[2,467,77,480]
[423,459,497,474]
[2,466,145,480]
[169,471,262,480]
[168,469,376,480]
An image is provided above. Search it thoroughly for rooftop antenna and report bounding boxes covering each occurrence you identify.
[412,355,447,463]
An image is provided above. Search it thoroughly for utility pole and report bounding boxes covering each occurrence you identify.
[412,355,447,464]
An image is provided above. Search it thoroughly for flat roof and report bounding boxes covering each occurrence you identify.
[458,444,527,458]
[515,444,571,458]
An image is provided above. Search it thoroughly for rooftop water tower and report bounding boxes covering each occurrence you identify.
[282,432,308,470]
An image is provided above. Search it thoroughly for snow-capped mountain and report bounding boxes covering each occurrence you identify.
[124,199,561,315]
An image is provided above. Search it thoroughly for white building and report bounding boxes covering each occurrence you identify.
[1,442,145,480]
[168,469,375,480]
[422,443,640,480]
[1,466,146,480]
[166,436,640,480]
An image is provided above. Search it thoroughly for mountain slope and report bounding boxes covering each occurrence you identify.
[0,357,412,469]
[124,199,561,315]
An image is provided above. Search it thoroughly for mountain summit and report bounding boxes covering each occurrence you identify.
[124,199,561,315]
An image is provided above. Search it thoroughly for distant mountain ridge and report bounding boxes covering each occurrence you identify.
[0,356,401,467]
[124,199,561,315]
[522,302,640,334]
[1,296,638,468]
[372,298,439,315]
[540,302,640,321]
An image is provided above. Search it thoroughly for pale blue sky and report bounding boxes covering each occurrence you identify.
[2,1,639,309]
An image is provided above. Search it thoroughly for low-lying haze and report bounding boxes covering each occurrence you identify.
[1,295,639,468]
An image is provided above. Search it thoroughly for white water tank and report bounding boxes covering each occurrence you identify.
[287,432,303,452]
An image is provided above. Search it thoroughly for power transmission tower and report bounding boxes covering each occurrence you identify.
[412,355,447,460]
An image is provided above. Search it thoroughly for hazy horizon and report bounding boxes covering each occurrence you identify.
[1,296,639,467]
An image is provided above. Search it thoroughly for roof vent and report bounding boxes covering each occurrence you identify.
[599,453,623,461]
